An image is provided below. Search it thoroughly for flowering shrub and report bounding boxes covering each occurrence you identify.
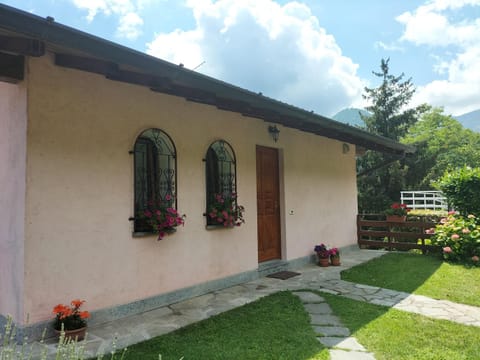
[385,203,411,216]
[314,244,330,259]
[143,194,186,240]
[329,247,340,258]
[52,299,90,331]
[430,213,480,265]
[208,193,245,227]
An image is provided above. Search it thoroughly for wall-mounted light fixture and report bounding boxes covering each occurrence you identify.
[268,125,280,142]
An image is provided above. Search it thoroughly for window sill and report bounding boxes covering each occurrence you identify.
[132,232,157,238]
[206,224,236,230]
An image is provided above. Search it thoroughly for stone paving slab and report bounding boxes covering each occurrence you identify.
[319,336,367,351]
[294,291,375,359]
[294,291,325,303]
[303,303,332,314]
[313,326,350,337]
[329,349,376,360]
[310,314,343,326]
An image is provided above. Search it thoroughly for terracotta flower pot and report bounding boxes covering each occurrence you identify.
[55,326,87,341]
[330,256,341,266]
[318,257,330,267]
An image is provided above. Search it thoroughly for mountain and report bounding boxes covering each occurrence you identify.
[332,108,369,127]
[454,110,480,132]
[333,107,480,133]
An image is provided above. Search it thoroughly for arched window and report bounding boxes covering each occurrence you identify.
[205,140,241,226]
[133,129,176,233]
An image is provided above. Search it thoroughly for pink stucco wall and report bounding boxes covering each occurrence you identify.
[0,81,27,323]
[22,53,357,324]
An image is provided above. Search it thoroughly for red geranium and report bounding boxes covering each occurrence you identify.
[52,299,90,331]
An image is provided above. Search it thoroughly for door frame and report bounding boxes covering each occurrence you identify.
[256,145,284,263]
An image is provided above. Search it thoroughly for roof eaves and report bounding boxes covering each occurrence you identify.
[0,4,415,155]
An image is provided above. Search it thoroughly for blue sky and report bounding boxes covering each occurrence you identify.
[4,0,480,117]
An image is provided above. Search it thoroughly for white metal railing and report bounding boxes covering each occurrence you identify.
[400,191,448,211]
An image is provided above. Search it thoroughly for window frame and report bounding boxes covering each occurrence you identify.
[204,140,237,227]
[132,128,177,235]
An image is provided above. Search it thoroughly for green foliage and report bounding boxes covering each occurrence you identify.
[322,293,480,360]
[403,108,480,189]
[431,213,480,265]
[357,58,424,213]
[341,252,480,306]
[433,166,480,216]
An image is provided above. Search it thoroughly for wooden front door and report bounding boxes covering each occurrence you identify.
[256,145,281,262]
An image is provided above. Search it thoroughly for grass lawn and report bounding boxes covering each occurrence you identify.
[322,292,480,360]
[121,291,329,360]
[341,252,480,307]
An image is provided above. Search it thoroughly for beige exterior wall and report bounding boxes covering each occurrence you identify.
[0,81,27,323]
[22,53,357,323]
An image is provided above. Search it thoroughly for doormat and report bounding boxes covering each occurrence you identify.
[267,271,301,280]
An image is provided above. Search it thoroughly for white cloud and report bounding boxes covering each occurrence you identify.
[374,41,404,52]
[397,0,480,114]
[71,0,142,40]
[117,12,143,39]
[146,0,364,116]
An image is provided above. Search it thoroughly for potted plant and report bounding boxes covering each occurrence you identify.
[52,299,90,341]
[385,202,410,222]
[329,247,341,266]
[142,194,186,240]
[314,244,330,267]
[208,193,245,227]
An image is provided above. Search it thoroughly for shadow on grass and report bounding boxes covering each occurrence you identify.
[340,252,443,294]
[119,291,329,360]
[319,292,480,360]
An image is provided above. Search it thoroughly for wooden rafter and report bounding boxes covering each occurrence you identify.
[0,35,44,56]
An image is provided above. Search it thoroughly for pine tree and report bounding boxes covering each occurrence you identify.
[357,58,424,213]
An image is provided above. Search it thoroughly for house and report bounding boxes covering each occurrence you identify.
[0,4,413,339]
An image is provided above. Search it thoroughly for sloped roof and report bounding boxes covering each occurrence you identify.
[0,4,414,155]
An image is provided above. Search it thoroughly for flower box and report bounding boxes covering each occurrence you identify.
[386,215,406,222]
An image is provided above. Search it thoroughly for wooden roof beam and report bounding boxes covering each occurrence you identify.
[0,35,44,56]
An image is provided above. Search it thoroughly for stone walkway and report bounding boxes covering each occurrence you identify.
[25,248,480,358]
[317,279,480,328]
[294,291,375,360]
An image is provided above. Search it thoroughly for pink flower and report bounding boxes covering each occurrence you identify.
[462,228,470,234]
[144,210,152,218]
[472,256,479,262]
[165,194,172,201]
[425,228,435,234]
[448,211,456,215]
[443,246,452,253]
[451,234,460,240]
[222,210,229,219]
[158,231,166,240]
